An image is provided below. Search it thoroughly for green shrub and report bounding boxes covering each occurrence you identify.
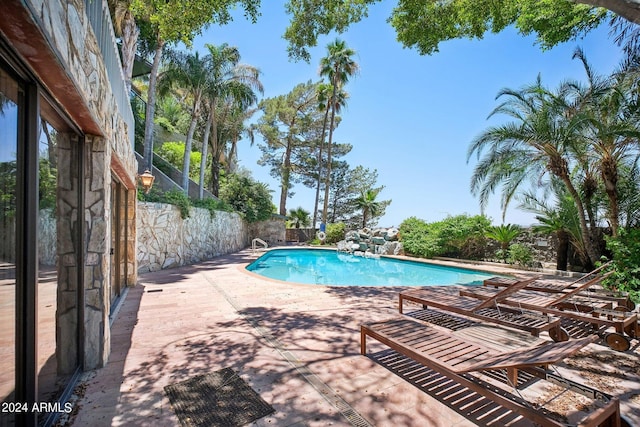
[325,222,345,244]
[138,188,191,219]
[507,243,533,267]
[602,228,640,303]
[192,197,232,218]
[156,141,201,180]
[219,174,274,223]
[399,215,490,259]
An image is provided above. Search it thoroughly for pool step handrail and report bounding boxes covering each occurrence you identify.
[252,238,268,253]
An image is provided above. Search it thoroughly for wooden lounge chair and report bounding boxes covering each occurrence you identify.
[484,266,634,311]
[459,280,639,351]
[361,317,622,427]
[474,272,616,313]
[399,284,564,340]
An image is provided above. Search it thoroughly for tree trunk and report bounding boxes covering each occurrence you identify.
[560,175,600,265]
[321,88,338,224]
[575,0,640,25]
[602,161,620,237]
[181,94,201,194]
[279,137,293,216]
[143,39,164,171]
[556,230,569,271]
[198,106,213,199]
[313,104,330,228]
[209,110,220,196]
[226,137,238,175]
[120,12,139,95]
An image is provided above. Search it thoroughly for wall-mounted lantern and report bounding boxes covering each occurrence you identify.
[138,169,155,193]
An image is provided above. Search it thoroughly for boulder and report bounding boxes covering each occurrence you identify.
[385,228,399,241]
[371,236,386,245]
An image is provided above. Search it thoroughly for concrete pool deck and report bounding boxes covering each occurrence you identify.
[65,248,640,427]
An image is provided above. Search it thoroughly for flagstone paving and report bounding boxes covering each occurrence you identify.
[64,249,639,427]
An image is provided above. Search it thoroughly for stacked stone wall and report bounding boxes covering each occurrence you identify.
[249,219,286,245]
[137,202,250,273]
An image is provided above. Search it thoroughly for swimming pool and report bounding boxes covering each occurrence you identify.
[246,249,498,286]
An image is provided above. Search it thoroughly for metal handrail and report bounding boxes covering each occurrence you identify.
[252,238,268,253]
[84,0,135,145]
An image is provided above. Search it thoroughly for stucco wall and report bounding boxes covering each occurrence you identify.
[137,202,250,273]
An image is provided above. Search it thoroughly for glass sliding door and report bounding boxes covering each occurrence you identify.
[0,63,19,427]
[0,45,82,427]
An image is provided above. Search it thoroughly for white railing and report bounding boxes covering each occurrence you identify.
[252,238,268,253]
[84,0,135,145]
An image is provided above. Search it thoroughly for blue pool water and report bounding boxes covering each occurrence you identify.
[246,249,497,286]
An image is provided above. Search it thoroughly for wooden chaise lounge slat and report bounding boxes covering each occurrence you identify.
[484,261,612,293]
[361,317,621,427]
[485,266,634,310]
[459,287,639,350]
[399,286,562,338]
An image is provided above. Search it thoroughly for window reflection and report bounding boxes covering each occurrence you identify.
[0,67,18,427]
[38,119,65,418]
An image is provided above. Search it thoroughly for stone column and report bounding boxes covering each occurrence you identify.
[84,135,111,369]
[56,133,79,375]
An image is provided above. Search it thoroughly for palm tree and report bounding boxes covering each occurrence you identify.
[287,207,310,228]
[468,77,600,266]
[312,83,348,228]
[319,39,358,226]
[519,184,584,271]
[485,224,521,262]
[565,48,640,237]
[158,50,211,194]
[198,44,262,198]
[354,189,381,229]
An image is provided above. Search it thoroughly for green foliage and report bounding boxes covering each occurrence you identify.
[156,141,201,180]
[192,197,233,218]
[325,222,345,244]
[354,188,382,228]
[399,215,490,259]
[257,80,324,215]
[283,0,610,61]
[284,0,375,61]
[287,206,311,228]
[398,217,440,258]
[155,116,180,135]
[139,189,192,219]
[486,224,521,247]
[39,158,57,211]
[219,174,274,223]
[130,0,260,47]
[390,0,607,55]
[506,243,533,267]
[486,223,521,261]
[602,229,640,303]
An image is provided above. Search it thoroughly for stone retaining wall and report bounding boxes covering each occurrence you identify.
[137,202,250,273]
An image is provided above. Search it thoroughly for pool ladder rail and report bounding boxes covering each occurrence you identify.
[252,238,268,254]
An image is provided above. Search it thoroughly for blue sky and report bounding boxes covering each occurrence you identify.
[189,3,623,227]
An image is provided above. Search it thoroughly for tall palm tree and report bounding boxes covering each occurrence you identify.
[199,44,262,198]
[312,83,348,228]
[468,77,600,266]
[565,48,640,237]
[319,39,358,226]
[158,50,211,194]
[354,189,381,229]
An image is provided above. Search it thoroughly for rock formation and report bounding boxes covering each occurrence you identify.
[336,227,404,257]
